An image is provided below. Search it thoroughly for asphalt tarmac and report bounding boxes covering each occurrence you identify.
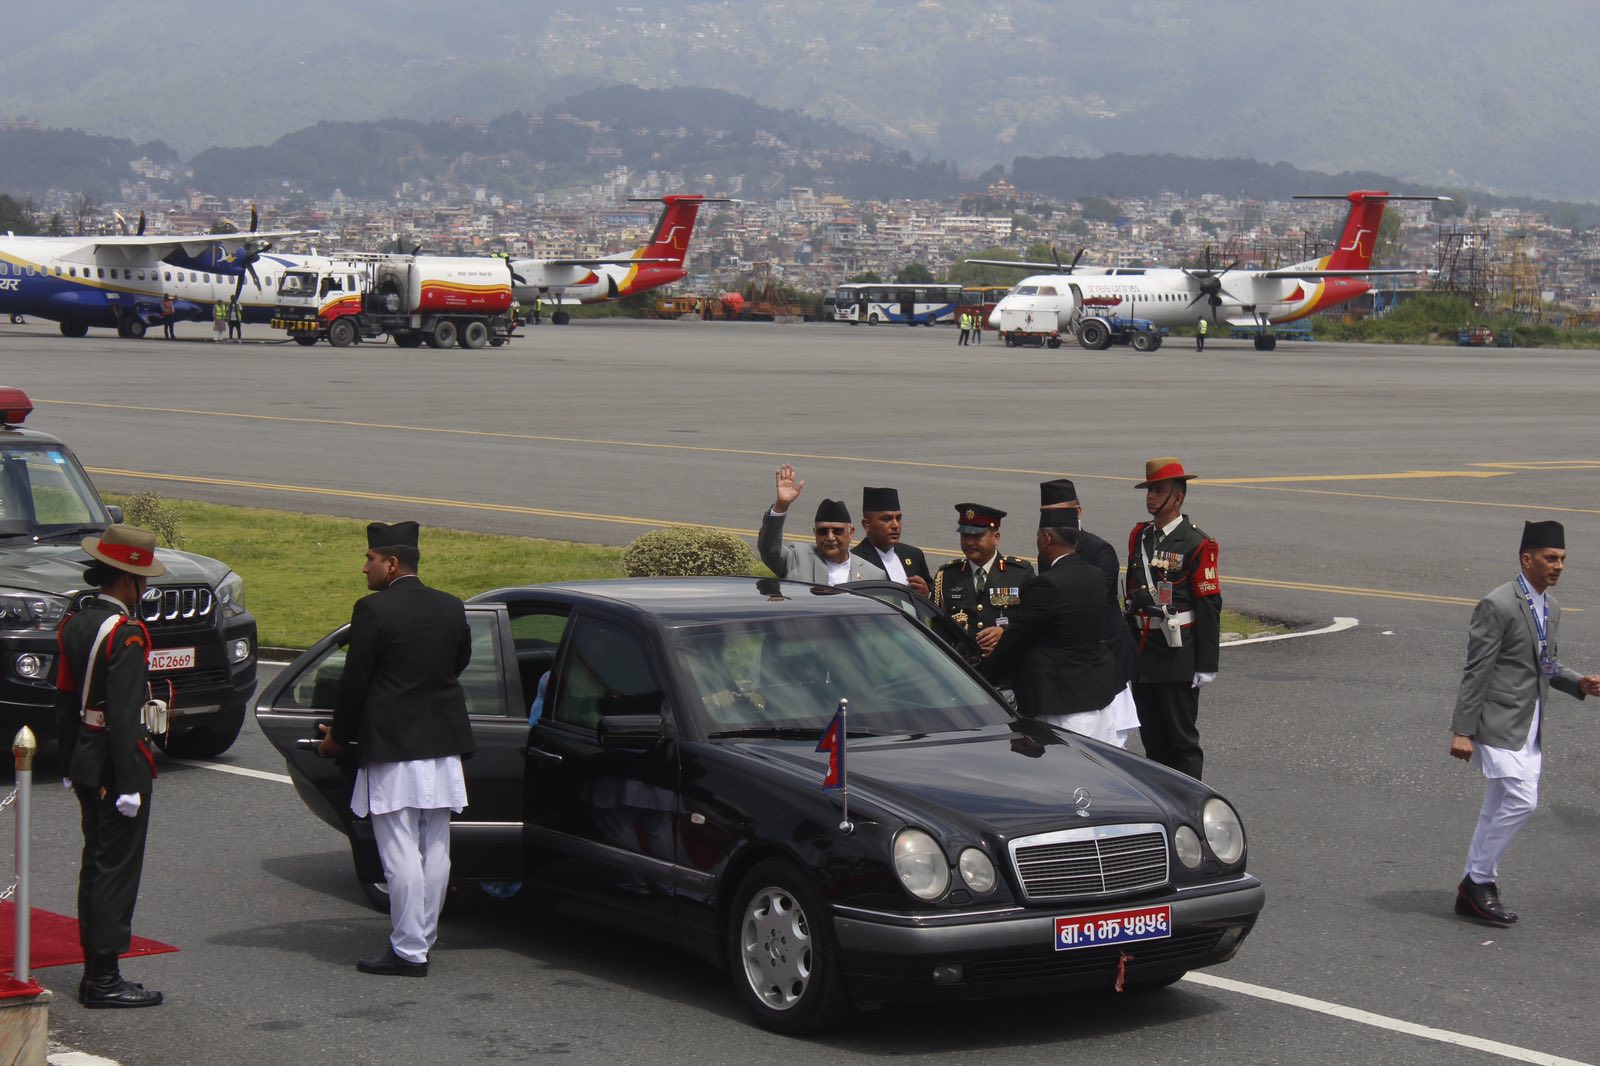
[5,319,1600,1064]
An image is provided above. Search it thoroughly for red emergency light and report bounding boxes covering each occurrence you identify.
[0,387,33,426]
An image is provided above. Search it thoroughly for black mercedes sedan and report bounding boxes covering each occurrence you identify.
[256,577,1264,1034]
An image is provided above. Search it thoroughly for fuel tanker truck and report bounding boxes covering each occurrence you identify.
[272,253,514,349]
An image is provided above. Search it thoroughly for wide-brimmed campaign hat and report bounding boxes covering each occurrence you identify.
[81,524,167,577]
[1135,457,1199,489]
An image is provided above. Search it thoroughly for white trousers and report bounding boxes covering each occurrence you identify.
[372,806,452,964]
[1463,773,1539,884]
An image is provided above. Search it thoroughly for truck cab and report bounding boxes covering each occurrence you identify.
[272,260,366,347]
[0,388,257,758]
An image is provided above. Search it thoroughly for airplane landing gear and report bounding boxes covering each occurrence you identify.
[59,320,89,338]
[551,309,571,325]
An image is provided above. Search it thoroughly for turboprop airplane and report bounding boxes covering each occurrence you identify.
[0,206,317,337]
[971,190,1447,350]
[508,193,729,323]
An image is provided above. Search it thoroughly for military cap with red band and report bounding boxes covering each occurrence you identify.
[954,502,1006,534]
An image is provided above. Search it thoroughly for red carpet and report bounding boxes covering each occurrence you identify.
[0,902,178,973]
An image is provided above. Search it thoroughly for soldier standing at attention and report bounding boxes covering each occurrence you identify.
[1124,458,1221,778]
[53,525,168,1009]
[934,504,1034,657]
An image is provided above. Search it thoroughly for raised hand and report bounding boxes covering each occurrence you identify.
[773,463,804,512]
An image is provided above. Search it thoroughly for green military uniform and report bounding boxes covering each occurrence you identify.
[1124,458,1221,780]
[934,503,1035,638]
[54,596,159,987]
[934,554,1035,637]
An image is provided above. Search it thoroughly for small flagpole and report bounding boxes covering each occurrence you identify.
[837,698,852,834]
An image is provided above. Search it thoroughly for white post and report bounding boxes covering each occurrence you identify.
[12,726,35,984]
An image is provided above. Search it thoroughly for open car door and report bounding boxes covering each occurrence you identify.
[838,580,984,668]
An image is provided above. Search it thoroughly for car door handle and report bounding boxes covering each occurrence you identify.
[526,747,563,765]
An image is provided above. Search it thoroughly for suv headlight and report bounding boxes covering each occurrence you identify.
[0,588,71,632]
[216,571,247,618]
[892,828,950,901]
[1202,797,1246,865]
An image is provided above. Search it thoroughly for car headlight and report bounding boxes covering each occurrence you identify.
[0,588,71,632]
[216,571,247,618]
[957,847,996,894]
[892,828,950,901]
[1202,797,1245,865]
[1174,825,1203,868]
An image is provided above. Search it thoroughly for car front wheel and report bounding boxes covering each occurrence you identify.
[726,859,851,1035]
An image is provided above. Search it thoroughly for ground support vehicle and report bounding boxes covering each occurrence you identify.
[1230,323,1310,349]
[257,576,1263,1034]
[1077,315,1165,352]
[0,388,256,758]
[997,303,1063,348]
[273,255,514,350]
[1457,324,1495,347]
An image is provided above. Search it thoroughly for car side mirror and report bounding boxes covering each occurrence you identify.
[105,505,124,523]
[598,714,666,749]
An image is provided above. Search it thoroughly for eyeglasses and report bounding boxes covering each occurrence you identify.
[813,526,851,538]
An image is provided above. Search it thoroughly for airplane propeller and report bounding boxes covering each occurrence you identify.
[1051,246,1086,274]
[231,204,268,302]
[1184,245,1241,319]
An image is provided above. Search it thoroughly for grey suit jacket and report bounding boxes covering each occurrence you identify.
[1451,578,1585,750]
[758,510,886,585]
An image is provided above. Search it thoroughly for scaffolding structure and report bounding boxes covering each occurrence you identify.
[1434,225,1493,308]
[1498,236,1543,322]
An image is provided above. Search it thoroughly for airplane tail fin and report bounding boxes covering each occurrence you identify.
[1292,192,1448,271]
[627,194,732,266]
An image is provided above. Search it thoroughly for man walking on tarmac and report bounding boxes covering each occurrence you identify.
[1195,316,1208,352]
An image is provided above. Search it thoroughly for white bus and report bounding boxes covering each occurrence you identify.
[827,283,961,325]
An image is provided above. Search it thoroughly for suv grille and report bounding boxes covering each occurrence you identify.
[1008,823,1169,902]
[140,586,215,628]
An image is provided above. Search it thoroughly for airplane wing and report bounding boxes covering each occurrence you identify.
[86,230,320,257]
[1260,268,1435,278]
[536,256,680,267]
[961,258,1061,270]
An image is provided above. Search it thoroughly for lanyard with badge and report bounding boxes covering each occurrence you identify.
[1516,573,1560,676]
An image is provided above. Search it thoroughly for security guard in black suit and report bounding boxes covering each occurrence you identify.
[53,525,168,1009]
[1123,458,1221,779]
[1041,478,1140,683]
[933,504,1034,657]
[852,486,933,596]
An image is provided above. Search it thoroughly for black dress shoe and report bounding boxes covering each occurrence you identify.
[1456,877,1518,924]
[81,975,164,1009]
[356,947,428,977]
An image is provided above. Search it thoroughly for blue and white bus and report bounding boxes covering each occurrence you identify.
[828,283,961,325]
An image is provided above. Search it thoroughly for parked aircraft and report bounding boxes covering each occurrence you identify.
[508,194,729,323]
[970,190,1448,349]
[0,207,316,337]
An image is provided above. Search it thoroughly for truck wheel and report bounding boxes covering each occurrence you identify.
[1046,337,1062,349]
[156,699,246,759]
[292,334,318,347]
[428,320,458,349]
[393,332,422,348]
[327,317,358,348]
[459,320,489,349]
[1078,321,1108,350]
[551,310,570,325]
[1131,331,1157,353]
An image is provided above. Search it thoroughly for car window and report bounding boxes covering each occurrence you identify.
[0,446,105,531]
[550,615,663,729]
[673,611,1008,736]
[508,606,570,711]
[277,612,506,714]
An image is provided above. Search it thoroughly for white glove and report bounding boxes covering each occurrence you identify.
[63,778,73,792]
[114,793,141,818]
[1192,672,1217,690]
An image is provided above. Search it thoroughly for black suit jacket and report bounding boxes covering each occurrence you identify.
[1076,529,1140,683]
[981,554,1121,716]
[852,538,933,588]
[333,576,474,765]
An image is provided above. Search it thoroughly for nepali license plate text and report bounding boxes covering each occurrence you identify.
[1054,905,1172,951]
[148,647,195,672]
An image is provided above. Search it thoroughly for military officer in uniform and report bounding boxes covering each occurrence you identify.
[1124,458,1221,778]
[933,503,1034,656]
[53,525,168,1009]
[853,486,932,596]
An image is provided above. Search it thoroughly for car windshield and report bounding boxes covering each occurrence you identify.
[278,271,316,296]
[671,611,1009,737]
[0,444,107,537]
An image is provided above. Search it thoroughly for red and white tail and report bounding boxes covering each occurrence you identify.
[636,194,710,265]
[1290,191,1446,271]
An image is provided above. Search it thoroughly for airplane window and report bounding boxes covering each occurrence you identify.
[136,270,144,280]
[164,272,172,281]
[68,268,76,277]
[1037,286,1056,296]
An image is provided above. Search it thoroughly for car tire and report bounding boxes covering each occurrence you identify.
[726,858,852,1035]
[155,698,246,759]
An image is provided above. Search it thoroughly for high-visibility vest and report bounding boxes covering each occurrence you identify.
[1197,318,1208,334]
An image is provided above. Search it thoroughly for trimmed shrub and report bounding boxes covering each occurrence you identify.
[622,526,757,578]
[121,491,186,548]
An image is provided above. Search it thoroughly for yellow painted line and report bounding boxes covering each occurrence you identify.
[1474,461,1600,471]
[1206,470,1510,484]
[88,465,1581,611]
[43,398,1600,515]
